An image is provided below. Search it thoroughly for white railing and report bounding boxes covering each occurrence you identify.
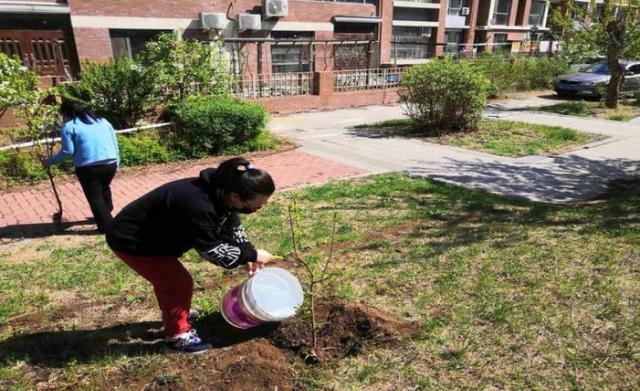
[0,122,174,151]
[333,68,405,92]
[230,72,314,99]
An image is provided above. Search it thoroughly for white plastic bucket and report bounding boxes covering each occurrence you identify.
[220,267,304,329]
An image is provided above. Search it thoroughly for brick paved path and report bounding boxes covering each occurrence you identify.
[0,149,363,241]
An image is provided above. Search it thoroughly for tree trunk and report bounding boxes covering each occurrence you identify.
[605,14,626,109]
[606,47,624,108]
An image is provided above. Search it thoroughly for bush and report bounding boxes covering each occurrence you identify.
[117,134,171,166]
[400,59,490,133]
[60,57,158,129]
[0,149,72,183]
[139,32,231,105]
[173,96,268,158]
[472,55,569,95]
[0,53,38,110]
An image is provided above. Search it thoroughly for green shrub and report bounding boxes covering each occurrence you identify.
[400,58,490,133]
[0,149,46,181]
[0,149,71,183]
[0,53,38,110]
[117,134,171,166]
[472,55,569,95]
[60,57,158,129]
[173,96,268,158]
[139,33,231,105]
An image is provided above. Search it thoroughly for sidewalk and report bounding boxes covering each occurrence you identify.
[269,105,640,203]
[0,149,363,241]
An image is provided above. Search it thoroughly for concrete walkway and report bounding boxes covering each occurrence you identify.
[269,105,640,203]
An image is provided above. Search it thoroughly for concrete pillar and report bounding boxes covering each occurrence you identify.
[465,0,481,51]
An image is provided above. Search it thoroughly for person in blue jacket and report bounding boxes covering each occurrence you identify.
[47,100,120,233]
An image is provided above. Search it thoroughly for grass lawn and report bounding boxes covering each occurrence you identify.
[1,174,639,389]
[354,118,603,157]
[539,100,640,122]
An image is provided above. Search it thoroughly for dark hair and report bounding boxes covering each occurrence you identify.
[60,99,100,125]
[215,157,275,200]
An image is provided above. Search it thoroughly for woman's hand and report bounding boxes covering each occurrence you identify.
[246,249,273,275]
[256,249,273,264]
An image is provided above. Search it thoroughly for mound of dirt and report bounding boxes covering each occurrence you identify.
[272,300,418,361]
[138,340,294,391]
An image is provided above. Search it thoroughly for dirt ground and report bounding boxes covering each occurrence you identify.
[1,293,417,390]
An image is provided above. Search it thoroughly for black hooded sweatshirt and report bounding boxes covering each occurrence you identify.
[106,168,257,269]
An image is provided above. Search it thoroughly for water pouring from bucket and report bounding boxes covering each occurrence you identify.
[221,267,304,329]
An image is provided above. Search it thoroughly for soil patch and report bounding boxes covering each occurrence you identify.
[271,300,418,361]
[1,298,416,389]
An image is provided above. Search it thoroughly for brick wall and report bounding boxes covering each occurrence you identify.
[257,88,401,115]
[378,0,393,64]
[67,0,375,24]
[72,27,112,64]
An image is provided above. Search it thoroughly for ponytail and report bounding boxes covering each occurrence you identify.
[215,157,275,200]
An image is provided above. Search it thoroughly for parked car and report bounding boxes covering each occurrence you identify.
[555,60,640,98]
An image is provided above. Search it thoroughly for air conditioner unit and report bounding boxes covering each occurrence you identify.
[263,0,288,18]
[237,13,262,30]
[200,12,228,30]
[460,7,471,16]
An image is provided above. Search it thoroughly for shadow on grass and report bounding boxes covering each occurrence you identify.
[0,219,98,242]
[0,312,279,368]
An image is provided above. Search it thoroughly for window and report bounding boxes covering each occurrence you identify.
[271,46,311,73]
[334,23,377,35]
[110,30,169,59]
[318,0,376,3]
[627,64,640,74]
[573,2,588,22]
[448,0,461,15]
[492,0,511,25]
[445,30,464,52]
[493,33,511,52]
[391,26,432,60]
[528,0,546,26]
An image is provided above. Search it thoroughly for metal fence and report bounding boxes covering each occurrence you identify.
[333,68,405,92]
[230,72,314,99]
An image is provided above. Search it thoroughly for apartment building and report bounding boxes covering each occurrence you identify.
[0,0,394,79]
[0,0,553,80]
[389,0,551,64]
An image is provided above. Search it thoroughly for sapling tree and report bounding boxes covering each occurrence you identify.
[286,199,338,363]
[1,53,63,222]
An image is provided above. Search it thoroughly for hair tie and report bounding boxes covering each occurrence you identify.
[236,163,253,172]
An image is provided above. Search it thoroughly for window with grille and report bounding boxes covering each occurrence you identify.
[448,0,469,16]
[492,0,511,25]
[528,0,546,26]
[271,45,311,73]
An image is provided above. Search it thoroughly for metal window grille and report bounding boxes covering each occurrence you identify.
[333,68,404,92]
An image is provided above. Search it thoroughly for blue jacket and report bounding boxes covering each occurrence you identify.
[47,117,120,168]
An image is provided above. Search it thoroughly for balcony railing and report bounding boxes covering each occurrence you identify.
[333,68,405,92]
[391,42,434,60]
[229,72,314,99]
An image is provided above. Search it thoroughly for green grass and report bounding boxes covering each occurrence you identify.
[1,174,639,389]
[355,118,602,157]
[539,100,640,122]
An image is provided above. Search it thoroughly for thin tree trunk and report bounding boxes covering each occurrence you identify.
[606,48,624,108]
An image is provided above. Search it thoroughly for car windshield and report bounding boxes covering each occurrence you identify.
[583,63,610,74]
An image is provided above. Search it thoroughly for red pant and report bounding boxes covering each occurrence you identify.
[114,251,192,337]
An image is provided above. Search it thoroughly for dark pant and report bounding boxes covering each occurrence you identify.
[75,163,117,232]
